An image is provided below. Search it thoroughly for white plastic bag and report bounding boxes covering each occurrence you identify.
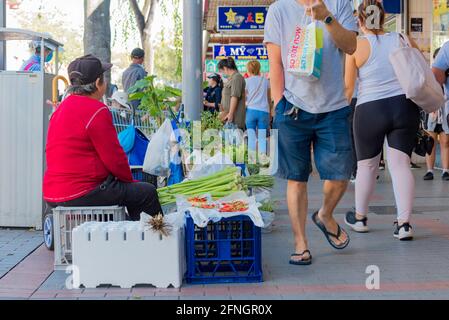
[223,122,245,147]
[260,211,275,229]
[187,152,235,180]
[143,119,176,177]
[252,187,272,203]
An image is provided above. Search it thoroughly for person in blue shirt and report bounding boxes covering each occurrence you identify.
[203,73,223,112]
[20,41,54,72]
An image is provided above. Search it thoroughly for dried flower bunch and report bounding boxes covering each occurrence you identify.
[147,213,172,238]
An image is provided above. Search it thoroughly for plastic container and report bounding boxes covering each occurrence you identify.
[72,221,185,289]
[131,166,158,187]
[185,215,263,284]
[53,206,127,270]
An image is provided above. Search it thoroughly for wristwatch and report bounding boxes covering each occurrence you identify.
[323,14,334,25]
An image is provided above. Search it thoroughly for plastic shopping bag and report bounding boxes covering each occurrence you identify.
[143,119,176,177]
[287,20,323,81]
[118,125,150,166]
[187,152,235,181]
[167,120,185,185]
[222,122,245,147]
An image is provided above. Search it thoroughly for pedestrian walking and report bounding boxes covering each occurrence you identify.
[427,46,449,181]
[265,0,358,265]
[344,0,421,241]
[245,60,271,154]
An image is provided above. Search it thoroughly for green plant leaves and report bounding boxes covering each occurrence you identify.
[127,75,181,120]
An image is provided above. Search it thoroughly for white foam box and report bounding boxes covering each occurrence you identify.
[72,221,185,289]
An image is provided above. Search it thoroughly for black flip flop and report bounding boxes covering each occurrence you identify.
[312,212,350,250]
[289,250,312,266]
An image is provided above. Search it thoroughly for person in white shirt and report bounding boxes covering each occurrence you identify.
[245,60,271,154]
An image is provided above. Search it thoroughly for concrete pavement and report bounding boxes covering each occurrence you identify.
[1,168,449,300]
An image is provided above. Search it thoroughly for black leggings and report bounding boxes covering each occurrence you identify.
[354,95,420,160]
[353,95,420,221]
[47,175,162,221]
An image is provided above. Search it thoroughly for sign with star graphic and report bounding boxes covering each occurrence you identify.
[213,45,268,60]
[217,6,268,31]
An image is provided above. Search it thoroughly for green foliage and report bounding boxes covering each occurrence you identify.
[154,41,182,83]
[160,0,182,78]
[128,75,181,118]
[113,0,139,47]
[201,112,224,133]
[259,201,276,213]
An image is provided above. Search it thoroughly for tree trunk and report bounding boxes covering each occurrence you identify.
[143,31,155,74]
[84,0,112,91]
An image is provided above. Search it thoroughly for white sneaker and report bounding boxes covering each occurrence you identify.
[394,222,414,241]
[345,211,370,233]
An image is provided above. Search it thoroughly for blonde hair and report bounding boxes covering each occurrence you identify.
[247,60,261,76]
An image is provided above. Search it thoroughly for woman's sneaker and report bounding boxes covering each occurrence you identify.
[393,221,414,241]
[443,172,449,181]
[345,211,369,233]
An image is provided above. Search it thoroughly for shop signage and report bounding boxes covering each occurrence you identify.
[205,59,270,74]
[217,6,268,31]
[382,0,401,14]
[353,0,401,14]
[213,45,268,60]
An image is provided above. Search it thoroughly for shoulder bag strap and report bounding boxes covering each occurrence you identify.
[398,33,412,48]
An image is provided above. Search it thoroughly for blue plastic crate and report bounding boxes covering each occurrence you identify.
[186,215,263,284]
[131,167,157,187]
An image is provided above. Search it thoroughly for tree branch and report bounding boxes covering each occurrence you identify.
[129,0,145,36]
[144,0,159,33]
[142,0,152,18]
[145,0,160,28]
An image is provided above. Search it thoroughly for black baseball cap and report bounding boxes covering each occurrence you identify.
[131,48,145,59]
[208,73,221,81]
[68,54,113,85]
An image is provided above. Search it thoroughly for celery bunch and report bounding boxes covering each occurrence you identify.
[157,167,275,206]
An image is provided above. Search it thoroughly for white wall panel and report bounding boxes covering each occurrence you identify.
[0,71,52,229]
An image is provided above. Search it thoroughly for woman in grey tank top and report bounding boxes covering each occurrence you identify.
[344,0,421,241]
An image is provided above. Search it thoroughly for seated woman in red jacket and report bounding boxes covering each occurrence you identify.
[43,55,162,220]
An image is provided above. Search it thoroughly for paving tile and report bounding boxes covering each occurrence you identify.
[142,296,180,300]
[103,296,131,300]
[30,292,58,299]
[179,295,208,300]
[203,295,232,300]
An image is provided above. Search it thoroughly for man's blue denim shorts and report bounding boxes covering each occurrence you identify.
[273,97,355,182]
